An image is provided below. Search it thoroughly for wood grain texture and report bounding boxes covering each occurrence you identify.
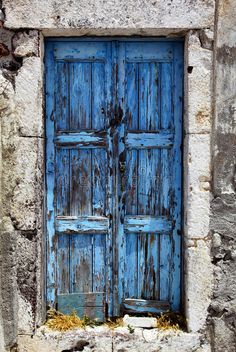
[122,298,170,315]
[126,131,174,149]
[124,216,172,233]
[46,39,183,318]
[56,216,109,234]
[58,292,106,321]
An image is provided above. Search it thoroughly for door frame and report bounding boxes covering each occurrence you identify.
[44,37,184,317]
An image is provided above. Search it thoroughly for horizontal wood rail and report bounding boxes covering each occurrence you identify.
[124,215,172,233]
[54,131,107,148]
[122,298,170,315]
[126,130,174,149]
[56,216,109,234]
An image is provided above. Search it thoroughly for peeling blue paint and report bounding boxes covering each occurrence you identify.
[45,39,183,319]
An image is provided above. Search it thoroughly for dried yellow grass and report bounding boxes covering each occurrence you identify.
[156,312,186,331]
[45,308,94,331]
[45,308,186,332]
[103,317,124,330]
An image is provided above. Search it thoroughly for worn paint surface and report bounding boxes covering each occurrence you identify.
[45,39,183,319]
[58,293,105,321]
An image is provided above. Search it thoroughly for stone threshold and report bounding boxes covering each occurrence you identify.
[123,314,158,328]
[17,324,208,352]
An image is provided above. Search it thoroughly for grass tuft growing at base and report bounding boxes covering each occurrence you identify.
[45,308,96,331]
[103,317,124,330]
[156,312,186,331]
[45,308,186,332]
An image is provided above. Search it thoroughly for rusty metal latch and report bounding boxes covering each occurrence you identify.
[119,161,126,174]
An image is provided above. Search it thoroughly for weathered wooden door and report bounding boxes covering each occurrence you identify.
[45,39,183,320]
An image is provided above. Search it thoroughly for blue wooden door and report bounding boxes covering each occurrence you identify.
[45,39,183,320]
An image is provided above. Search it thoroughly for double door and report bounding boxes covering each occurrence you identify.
[45,39,183,320]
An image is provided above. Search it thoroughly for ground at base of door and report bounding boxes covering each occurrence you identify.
[17,325,210,352]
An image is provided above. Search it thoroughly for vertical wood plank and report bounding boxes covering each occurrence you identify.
[137,234,159,299]
[69,61,93,295]
[70,233,93,293]
[170,43,183,310]
[93,234,106,292]
[116,41,126,315]
[159,233,171,300]
[92,62,106,130]
[55,62,69,131]
[70,148,92,293]
[160,63,173,130]
[138,62,160,131]
[73,149,92,216]
[92,149,106,216]
[125,62,139,300]
[70,62,91,130]
[159,63,173,300]
[56,149,70,216]
[147,63,160,131]
[92,62,106,217]
[70,149,80,216]
[125,233,138,298]
[126,63,138,131]
[126,150,138,216]
[57,234,70,294]
[56,149,70,295]
[45,41,57,305]
[105,42,114,316]
[91,61,107,294]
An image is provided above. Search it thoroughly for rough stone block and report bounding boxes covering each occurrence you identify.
[185,240,213,332]
[12,30,39,57]
[3,136,43,231]
[4,0,215,31]
[159,332,201,352]
[142,328,158,341]
[185,32,213,134]
[16,234,37,334]
[199,29,214,50]
[211,318,236,352]
[184,134,211,239]
[15,57,43,137]
[123,315,157,328]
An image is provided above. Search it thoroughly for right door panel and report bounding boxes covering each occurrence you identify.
[116,41,183,315]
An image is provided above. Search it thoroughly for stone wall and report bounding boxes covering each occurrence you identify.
[0,0,235,351]
[0,15,44,349]
[208,0,236,351]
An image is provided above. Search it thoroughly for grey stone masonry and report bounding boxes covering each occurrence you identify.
[0,0,235,351]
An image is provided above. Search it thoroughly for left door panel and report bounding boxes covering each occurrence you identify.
[45,41,113,321]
